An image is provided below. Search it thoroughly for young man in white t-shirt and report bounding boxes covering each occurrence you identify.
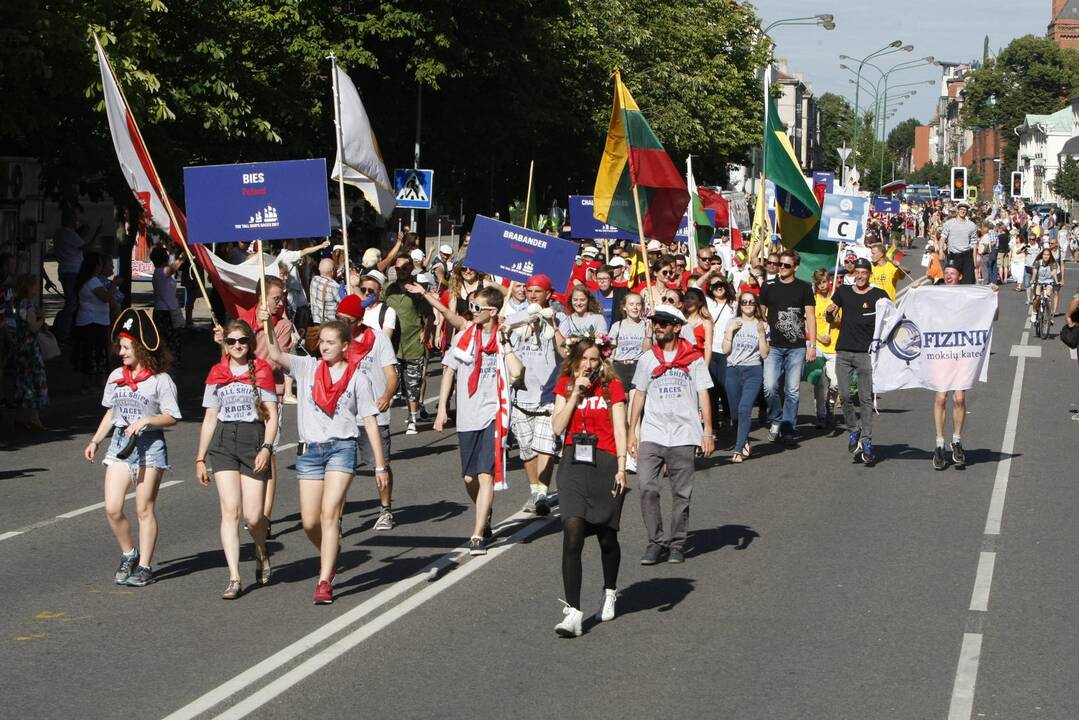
[357,270,397,338]
[629,304,714,565]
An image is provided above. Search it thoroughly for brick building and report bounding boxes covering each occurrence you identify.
[1049,0,1079,50]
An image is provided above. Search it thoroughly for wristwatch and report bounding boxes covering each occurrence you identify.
[260,443,275,454]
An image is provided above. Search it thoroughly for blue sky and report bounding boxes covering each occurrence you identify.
[753,0,1050,124]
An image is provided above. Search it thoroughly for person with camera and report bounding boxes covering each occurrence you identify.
[549,338,629,637]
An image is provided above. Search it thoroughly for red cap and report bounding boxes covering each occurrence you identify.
[337,294,364,320]
[526,274,553,291]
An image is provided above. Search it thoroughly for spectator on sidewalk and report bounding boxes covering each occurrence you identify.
[53,208,85,340]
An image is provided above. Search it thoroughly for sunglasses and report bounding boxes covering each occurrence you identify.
[779,262,794,269]
[766,260,778,266]
[224,337,249,346]
[358,287,378,295]
[658,270,673,277]
[467,302,497,313]
[740,300,757,306]
[662,297,678,303]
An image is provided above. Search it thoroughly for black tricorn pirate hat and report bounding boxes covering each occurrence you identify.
[111,308,161,352]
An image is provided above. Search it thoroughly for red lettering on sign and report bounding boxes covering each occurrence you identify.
[242,187,268,196]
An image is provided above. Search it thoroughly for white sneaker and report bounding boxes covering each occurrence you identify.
[406,417,418,435]
[595,588,617,622]
[555,602,583,638]
[625,454,637,474]
[373,508,394,531]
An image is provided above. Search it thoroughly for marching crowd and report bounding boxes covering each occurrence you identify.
[2,192,1076,637]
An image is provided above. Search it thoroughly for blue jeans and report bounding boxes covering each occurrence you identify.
[724,364,764,453]
[708,353,729,422]
[763,346,806,434]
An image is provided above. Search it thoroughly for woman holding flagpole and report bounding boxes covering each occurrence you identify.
[434,286,505,556]
[195,320,278,599]
[261,315,388,605]
[83,309,180,587]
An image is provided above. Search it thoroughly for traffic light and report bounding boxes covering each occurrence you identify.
[1011,171,1023,198]
[951,166,967,201]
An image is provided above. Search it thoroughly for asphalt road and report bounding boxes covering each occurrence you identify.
[1,275,1077,720]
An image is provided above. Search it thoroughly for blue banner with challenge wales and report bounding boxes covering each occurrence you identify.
[464,215,578,289]
[183,159,331,244]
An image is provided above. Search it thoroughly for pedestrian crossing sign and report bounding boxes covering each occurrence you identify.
[394,168,434,209]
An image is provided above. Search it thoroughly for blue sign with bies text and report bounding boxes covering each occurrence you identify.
[464,215,578,289]
[183,159,330,244]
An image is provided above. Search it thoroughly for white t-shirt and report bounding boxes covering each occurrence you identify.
[558,313,608,338]
[55,227,85,274]
[363,302,398,334]
[77,277,112,326]
[610,318,647,362]
[443,328,500,431]
[706,299,737,352]
[289,355,378,443]
[276,249,309,310]
[508,325,561,405]
[202,365,278,423]
[102,370,182,427]
[357,330,398,426]
[631,348,713,447]
[153,267,179,311]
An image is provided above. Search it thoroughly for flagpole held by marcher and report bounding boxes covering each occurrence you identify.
[524,160,535,229]
[631,184,653,290]
[94,34,219,327]
[328,52,352,282]
[257,240,271,337]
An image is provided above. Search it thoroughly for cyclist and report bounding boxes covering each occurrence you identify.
[1030,248,1062,329]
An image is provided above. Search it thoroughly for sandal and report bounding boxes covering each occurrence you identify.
[221,580,242,600]
[742,443,751,458]
[255,548,273,586]
[731,453,744,463]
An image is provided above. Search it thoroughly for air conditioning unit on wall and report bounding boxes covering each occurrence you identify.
[0,158,41,201]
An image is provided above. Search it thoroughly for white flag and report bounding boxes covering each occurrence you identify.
[95,36,177,241]
[330,65,396,218]
[871,286,997,393]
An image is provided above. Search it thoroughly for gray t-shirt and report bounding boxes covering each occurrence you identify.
[942,218,978,252]
[357,330,398,426]
[289,355,378,443]
[102,369,182,427]
[558,313,608,338]
[610,319,647,362]
[632,349,713,447]
[202,365,277,423]
[725,319,769,367]
[509,325,561,405]
[443,328,500,431]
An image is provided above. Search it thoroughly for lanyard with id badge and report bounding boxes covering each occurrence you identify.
[572,367,604,466]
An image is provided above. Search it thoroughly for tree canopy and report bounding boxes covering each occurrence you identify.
[1,0,772,225]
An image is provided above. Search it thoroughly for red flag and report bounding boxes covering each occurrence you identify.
[696,186,729,228]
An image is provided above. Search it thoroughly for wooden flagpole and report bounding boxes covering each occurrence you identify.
[257,240,270,338]
[523,160,535,228]
[97,36,218,326]
[631,184,653,291]
[329,53,352,284]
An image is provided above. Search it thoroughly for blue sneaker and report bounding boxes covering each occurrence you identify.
[861,440,875,466]
[847,431,861,454]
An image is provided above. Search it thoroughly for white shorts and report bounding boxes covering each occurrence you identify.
[510,401,561,461]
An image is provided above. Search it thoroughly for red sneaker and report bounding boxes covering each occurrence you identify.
[313,580,334,605]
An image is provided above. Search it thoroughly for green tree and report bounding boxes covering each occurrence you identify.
[1050,156,1079,201]
[887,117,919,171]
[816,93,855,173]
[962,34,1079,173]
[906,160,951,187]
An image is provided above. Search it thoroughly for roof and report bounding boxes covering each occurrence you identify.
[1055,0,1079,20]
[1061,135,1079,157]
[1020,106,1072,134]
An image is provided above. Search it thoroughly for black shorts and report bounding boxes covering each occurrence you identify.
[207,421,269,480]
[458,423,495,478]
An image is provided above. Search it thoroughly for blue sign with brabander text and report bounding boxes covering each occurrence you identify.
[464,215,578,289]
[183,159,331,244]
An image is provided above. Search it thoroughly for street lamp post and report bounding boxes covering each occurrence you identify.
[841,42,910,156]
[873,57,937,188]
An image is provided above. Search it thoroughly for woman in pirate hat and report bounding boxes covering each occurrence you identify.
[83,308,180,588]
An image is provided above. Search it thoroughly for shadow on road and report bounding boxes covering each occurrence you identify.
[0,466,49,481]
[687,524,760,557]
[617,577,695,615]
[869,443,1018,467]
[332,552,446,600]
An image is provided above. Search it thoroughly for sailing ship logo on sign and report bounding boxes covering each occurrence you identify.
[235,204,281,230]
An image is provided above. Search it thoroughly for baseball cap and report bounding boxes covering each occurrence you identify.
[648,304,687,325]
[956,200,971,209]
[853,258,872,270]
[439,244,453,255]
[581,246,600,258]
[416,272,436,287]
[409,248,425,262]
[526,274,553,291]
[608,256,627,268]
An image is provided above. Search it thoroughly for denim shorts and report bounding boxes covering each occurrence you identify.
[295,438,357,480]
[103,428,169,472]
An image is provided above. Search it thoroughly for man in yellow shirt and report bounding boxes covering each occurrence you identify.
[811,269,840,428]
[869,242,906,300]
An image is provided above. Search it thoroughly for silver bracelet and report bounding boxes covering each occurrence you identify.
[374,465,389,472]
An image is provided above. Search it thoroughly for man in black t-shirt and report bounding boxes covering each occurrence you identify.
[759,249,817,443]
[827,258,891,466]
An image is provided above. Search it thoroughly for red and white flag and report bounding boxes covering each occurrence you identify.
[95,36,255,318]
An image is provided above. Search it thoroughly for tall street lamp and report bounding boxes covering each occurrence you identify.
[840,42,912,154]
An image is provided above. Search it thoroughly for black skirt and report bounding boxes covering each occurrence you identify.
[557,448,625,530]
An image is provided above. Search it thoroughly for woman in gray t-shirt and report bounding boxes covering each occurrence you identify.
[608,292,650,388]
[558,285,609,340]
[720,291,770,462]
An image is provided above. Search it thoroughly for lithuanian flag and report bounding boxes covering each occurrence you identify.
[764,97,831,280]
[593,71,689,245]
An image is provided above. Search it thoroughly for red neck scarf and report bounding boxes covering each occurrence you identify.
[456,321,499,396]
[651,339,702,378]
[238,303,284,335]
[346,326,376,364]
[204,356,276,394]
[114,365,154,391]
[312,358,360,417]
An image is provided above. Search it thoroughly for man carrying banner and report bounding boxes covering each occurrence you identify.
[827,259,890,466]
[931,263,999,470]
[501,274,566,516]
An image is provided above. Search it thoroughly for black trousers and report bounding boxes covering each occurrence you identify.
[948,249,975,285]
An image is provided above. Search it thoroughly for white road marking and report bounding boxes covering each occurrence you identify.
[984,340,1026,536]
[162,510,554,720]
[948,633,983,720]
[0,531,23,541]
[968,552,996,612]
[1009,345,1041,358]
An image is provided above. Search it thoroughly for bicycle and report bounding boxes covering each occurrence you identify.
[1032,283,1054,339]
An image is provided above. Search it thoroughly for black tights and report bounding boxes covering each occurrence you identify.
[562,516,620,609]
